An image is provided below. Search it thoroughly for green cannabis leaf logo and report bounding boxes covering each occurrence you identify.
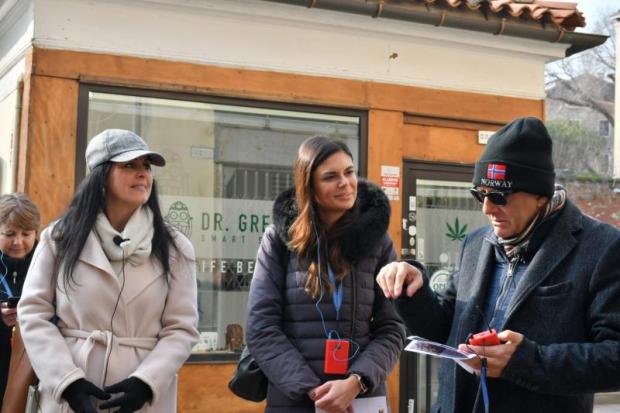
[446,218,467,241]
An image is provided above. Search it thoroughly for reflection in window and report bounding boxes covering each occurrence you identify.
[599,120,610,138]
[414,180,487,290]
[223,165,293,200]
[86,91,360,358]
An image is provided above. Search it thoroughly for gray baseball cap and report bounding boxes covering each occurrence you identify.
[85,129,166,171]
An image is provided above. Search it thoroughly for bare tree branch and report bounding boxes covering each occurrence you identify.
[545,5,617,178]
[547,95,614,125]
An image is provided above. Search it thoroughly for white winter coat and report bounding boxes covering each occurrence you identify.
[17,226,199,412]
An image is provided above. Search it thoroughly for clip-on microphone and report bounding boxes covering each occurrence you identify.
[113,235,131,248]
[467,305,501,346]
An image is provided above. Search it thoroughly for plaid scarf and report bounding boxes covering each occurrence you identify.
[498,185,567,260]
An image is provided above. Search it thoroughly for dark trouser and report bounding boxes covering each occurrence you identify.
[0,331,12,407]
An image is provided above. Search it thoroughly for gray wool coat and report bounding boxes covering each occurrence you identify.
[397,200,620,413]
[246,180,406,412]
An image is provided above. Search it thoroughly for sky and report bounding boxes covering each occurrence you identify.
[575,0,620,33]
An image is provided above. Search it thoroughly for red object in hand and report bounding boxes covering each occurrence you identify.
[324,339,350,374]
[468,329,501,346]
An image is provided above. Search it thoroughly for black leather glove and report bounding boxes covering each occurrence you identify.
[100,377,153,413]
[62,378,110,413]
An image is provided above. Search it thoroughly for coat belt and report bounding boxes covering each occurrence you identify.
[60,328,157,385]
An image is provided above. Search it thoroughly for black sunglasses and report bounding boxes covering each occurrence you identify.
[469,187,513,206]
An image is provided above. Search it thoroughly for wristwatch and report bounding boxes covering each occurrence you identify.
[350,373,368,394]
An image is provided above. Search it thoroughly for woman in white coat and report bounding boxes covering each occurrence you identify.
[18,129,199,413]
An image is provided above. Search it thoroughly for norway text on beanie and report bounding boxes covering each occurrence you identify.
[473,117,555,197]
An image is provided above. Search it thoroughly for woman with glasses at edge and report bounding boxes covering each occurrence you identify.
[0,193,40,409]
[246,136,405,412]
[17,129,199,413]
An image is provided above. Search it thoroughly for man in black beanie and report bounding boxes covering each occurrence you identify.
[376,117,620,413]
[473,116,555,197]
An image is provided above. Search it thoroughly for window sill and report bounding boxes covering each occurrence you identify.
[186,350,242,364]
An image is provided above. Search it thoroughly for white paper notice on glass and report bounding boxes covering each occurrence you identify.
[404,336,476,374]
[315,396,388,413]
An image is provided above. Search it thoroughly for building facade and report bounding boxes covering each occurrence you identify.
[0,0,604,411]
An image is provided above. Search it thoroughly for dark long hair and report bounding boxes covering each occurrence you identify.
[288,136,358,299]
[51,162,177,291]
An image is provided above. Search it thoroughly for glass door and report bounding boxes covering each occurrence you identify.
[399,160,487,413]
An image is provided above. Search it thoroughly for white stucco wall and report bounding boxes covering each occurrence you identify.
[0,0,32,193]
[0,57,25,194]
[0,0,32,94]
[26,0,568,100]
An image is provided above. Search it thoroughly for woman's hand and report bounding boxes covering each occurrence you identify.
[0,302,17,327]
[62,378,110,413]
[312,376,360,413]
[100,377,153,412]
[376,261,424,299]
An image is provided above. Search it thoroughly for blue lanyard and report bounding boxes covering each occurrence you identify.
[327,264,343,320]
[480,360,490,413]
[0,276,13,297]
[0,252,13,297]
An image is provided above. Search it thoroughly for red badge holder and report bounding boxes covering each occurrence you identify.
[324,339,350,374]
[468,329,501,346]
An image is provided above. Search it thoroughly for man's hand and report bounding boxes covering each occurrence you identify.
[458,330,524,377]
[0,302,17,327]
[376,261,424,299]
[312,377,360,413]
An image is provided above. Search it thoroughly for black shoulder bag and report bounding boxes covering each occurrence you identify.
[228,235,288,402]
[227,345,268,402]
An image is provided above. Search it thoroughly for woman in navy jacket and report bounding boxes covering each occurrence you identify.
[246,136,405,413]
[0,193,40,408]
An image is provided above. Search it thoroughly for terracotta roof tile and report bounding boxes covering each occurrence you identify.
[406,0,586,31]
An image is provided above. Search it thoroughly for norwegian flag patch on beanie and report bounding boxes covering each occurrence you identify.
[486,164,506,180]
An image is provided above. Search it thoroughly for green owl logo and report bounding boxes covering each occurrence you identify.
[165,201,193,238]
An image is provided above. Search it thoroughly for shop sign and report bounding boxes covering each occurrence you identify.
[478,130,495,145]
[161,195,272,260]
[380,165,400,201]
[429,270,451,293]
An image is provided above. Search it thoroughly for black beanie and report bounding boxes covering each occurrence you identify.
[473,117,555,197]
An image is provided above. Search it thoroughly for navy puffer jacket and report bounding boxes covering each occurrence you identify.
[246,180,406,412]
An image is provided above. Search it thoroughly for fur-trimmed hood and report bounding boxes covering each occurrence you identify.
[272,179,390,263]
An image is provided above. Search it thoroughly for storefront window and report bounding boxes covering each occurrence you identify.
[83,89,361,360]
[414,179,487,293]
